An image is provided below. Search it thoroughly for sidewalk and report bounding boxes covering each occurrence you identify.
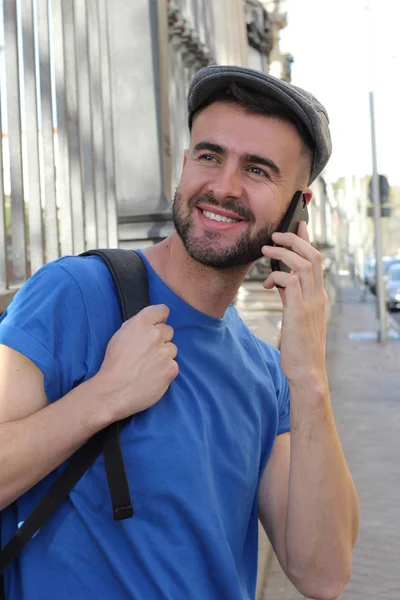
[262,275,400,600]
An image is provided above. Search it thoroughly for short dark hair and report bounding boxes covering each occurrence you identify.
[190,82,314,183]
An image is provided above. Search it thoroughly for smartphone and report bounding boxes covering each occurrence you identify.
[270,190,309,274]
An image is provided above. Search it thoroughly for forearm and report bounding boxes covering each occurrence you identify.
[0,376,113,510]
[285,377,359,597]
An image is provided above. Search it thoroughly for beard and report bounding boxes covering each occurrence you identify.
[172,190,281,270]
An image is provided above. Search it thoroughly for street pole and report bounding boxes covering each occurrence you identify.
[369,90,387,343]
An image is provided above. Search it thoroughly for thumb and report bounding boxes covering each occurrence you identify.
[137,304,170,325]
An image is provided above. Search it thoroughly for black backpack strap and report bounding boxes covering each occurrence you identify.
[79,250,150,521]
[0,427,109,576]
[83,250,150,322]
[0,249,149,586]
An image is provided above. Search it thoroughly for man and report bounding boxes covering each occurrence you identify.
[0,65,359,599]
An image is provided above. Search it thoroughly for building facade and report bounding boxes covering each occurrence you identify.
[0,1,291,301]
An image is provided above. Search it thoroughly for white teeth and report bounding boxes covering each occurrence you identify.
[203,210,239,224]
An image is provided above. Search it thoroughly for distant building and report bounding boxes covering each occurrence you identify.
[260,0,293,81]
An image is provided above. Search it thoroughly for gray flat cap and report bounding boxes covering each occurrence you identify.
[187,65,332,184]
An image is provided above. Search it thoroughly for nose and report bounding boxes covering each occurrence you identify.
[206,165,243,203]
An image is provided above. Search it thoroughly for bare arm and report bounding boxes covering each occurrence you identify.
[0,304,178,510]
[0,344,113,510]
[259,397,359,600]
[260,222,359,600]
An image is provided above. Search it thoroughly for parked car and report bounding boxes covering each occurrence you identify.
[368,257,400,294]
[385,264,400,311]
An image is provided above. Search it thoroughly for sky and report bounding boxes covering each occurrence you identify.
[279,0,400,185]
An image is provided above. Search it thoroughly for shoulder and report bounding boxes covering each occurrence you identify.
[6,254,115,303]
[228,305,286,390]
[55,254,120,312]
[38,254,124,353]
[3,255,120,329]
[253,337,282,377]
[0,255,122,400]
[55,254,115,290]
[227,306,290,438]
[252,336,290,431]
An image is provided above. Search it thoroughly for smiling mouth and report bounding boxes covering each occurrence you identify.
[202,209,241,224]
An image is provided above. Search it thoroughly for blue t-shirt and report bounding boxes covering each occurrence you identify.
[0,251,290,600]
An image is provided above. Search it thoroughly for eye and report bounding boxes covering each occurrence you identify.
[247,166,269,178]
[198,153,218,162]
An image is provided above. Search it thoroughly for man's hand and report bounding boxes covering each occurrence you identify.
[94,304,179,420]
[261,221,328,389]
[0,305,178,509]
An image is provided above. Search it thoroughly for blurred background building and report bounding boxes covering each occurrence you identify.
[0,0,333,291]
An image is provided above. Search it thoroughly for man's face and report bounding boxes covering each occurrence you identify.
[173,101,308,269]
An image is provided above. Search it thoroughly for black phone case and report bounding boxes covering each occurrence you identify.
[270,191,309,274]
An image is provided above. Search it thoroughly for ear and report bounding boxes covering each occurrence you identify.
[182,150,189,170]
[303,187,313,205]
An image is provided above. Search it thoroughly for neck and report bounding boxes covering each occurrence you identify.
[143,234,252,318]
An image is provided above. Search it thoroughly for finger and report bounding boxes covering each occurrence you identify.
[169,359,179,380]
[137,304,170,325]
[269,230,324,292]
[165,342,178,359]
[296,222,324,288]
[263,270,303,309]
[270,230,312,257]
[155,323,174,343]
[261,246,314,300]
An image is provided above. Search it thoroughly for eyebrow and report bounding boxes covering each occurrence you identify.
[192,141,281,178]
[243,154,281,178]
[193,141,226,155]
